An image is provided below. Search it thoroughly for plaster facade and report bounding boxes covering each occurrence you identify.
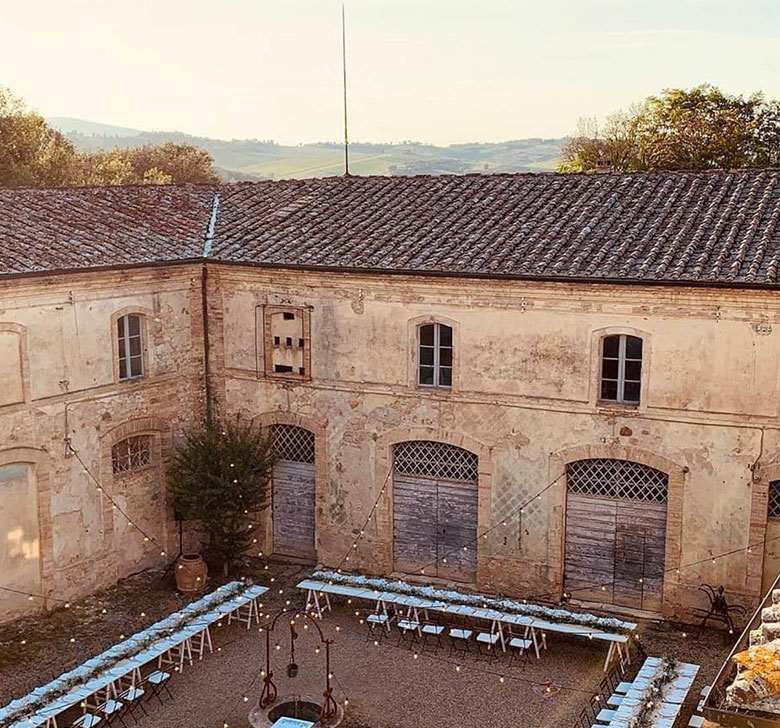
[213,265,780,621]
[3,258,780,624]
[0,264,206,622]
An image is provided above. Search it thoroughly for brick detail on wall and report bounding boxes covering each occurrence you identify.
[205,266,227,419]
[751,462,780,595]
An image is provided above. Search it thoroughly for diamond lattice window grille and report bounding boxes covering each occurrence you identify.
[272,425,315,463]
[393,440,478,482]
[768,481,780,519]
[112,435,152,475]
[566,458,668,502]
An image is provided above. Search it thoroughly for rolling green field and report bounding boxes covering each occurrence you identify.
[52,118,564,180]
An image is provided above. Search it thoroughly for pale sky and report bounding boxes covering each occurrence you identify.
[3,0,780,145]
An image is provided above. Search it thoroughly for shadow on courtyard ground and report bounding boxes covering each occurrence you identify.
[0,560,734,728]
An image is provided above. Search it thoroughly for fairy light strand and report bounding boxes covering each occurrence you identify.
[335,467,393,573]
[67,441,165,554]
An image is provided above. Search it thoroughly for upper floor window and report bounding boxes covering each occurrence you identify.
[769,480,780,519]
[419,323,452,388]
[112,435,152,474]
[117,314,145,380]
[600,334,642,405]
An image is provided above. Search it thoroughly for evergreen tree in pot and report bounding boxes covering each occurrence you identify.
[168,417,273,586]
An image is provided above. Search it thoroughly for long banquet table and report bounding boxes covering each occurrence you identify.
[600,656,700,727]
[0,582,268,728]
[297,576,633,671]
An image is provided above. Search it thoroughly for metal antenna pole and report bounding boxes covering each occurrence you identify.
[342,2,350,176]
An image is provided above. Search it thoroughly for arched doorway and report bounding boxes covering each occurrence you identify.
[0,463,41,616]
[564,458,669,612]
[271,425,316,561]
[392,440,478,583]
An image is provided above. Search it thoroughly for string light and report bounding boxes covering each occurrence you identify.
[66,442,164,552]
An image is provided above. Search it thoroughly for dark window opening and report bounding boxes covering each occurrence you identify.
[273,336,280,346]
[600,334,642,405]
[274,364,293,373]
[117,314,144,380]
[283,312,295,320]
[418,322,453,389]
[286,337,293,346]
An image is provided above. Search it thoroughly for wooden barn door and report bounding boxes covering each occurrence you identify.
[271,425,316,561]
[392,441,479,583]
[564,459,668,612]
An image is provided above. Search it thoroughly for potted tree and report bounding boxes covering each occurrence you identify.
[168,416,273,589]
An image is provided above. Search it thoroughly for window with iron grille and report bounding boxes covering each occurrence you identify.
[272,425,315,463]
[419,323,453,388]
[394,440,478,482]
[117,314,145,380]
[112,435,153,475]
[600,334,642,405]
[769,481,780,519]
[567,459,668,502]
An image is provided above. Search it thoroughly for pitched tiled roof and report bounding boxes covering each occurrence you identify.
[212,170,780,286]
[0,185,216,276]
[3,170,780,287]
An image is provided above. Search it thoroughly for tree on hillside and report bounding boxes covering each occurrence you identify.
[77,143,220,185]
[0,86,221,187]
[0,87,78,187]
[559,85,780,172]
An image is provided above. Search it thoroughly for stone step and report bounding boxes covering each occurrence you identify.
[762,605,780,623]
[762,621,780,641]
[750,628,767,647]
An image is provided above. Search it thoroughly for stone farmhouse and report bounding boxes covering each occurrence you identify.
[2,170,780,626]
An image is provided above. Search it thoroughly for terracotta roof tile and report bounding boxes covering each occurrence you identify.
[212,170,780,286]
[0,185,216,276]
[3,171,780,287]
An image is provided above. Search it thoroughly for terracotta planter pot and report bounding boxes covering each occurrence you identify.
[175,553,208,593]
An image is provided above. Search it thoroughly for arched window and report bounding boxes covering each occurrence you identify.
[600,334,642,404]
[112,435,153,474]
[769,480,780,519]
[117,314,145,380]
[418,323,452,388]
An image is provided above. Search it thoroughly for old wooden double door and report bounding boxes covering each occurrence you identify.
[392,441,479,583]
[271,425,316,561]
[564,458,669,612]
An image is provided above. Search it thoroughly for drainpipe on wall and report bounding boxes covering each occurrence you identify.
[201,262,212,425]
[201,191,220,425]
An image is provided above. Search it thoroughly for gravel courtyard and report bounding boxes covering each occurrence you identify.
[0,560,734,728]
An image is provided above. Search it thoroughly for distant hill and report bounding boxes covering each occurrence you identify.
[47,117,144,138]
[47,118,565,181]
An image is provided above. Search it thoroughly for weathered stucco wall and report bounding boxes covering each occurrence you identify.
[0,265,205,623]
[3,258,779,625]
[213,265,780,621]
